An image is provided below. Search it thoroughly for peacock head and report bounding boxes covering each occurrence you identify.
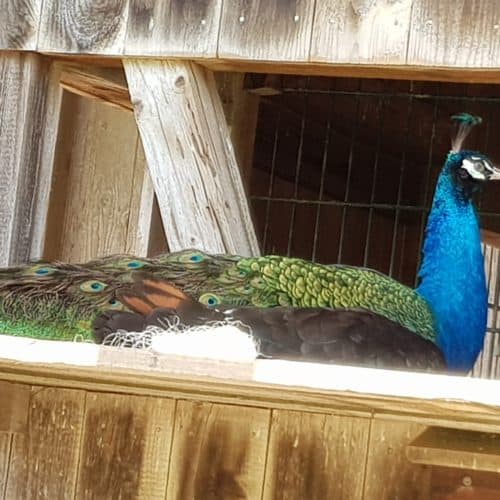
[447,150,500,198]
[445,112,500,198]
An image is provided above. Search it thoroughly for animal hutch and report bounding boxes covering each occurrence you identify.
[2,0,500,498]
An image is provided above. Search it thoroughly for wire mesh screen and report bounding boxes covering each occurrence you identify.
[246,75,500,377]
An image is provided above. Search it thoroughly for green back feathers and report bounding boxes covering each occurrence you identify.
[196,256,436,341]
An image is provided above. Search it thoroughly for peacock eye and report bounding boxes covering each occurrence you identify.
[80,280,107,293]
[177,251,206,264]
[199,293,220,308]
[126,260,144,269]
[107,298,123,309]
[24,265,56,277]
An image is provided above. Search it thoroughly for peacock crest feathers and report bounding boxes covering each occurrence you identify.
[451,112,482,153]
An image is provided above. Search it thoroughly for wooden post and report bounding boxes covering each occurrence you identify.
[215,72,260,186]
[124,59,260,256]
[0,52,61,265]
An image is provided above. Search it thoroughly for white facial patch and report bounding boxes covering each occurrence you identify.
[461,158,488,180]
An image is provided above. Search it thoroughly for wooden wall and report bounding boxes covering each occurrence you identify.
[1,0,499,80]
[0,379,454,500]
[43,90,167,263]
[2,347,500,500]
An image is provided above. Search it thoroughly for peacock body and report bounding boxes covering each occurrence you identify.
[0,114,497,372]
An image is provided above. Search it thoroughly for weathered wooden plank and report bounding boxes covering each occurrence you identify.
[37,0,129,54]
[429,466,500,500]
[43,91,149,262]
[263,410,370,500]
[408,0,500,68]
[5,386,85,499]
[364,420,430,499]
[0,53,52,265]
[218,0,316,61]
[0,0,42,49]
[4,349,500,432]
[407,426,500,473]
[125,138,156,256]
[59,64,133,112]
[27,61,64,261]
[125,0,222,57]
[124,59,260,255]
[76,392,174,499]
[215,72,260,186]
[310,0,412,64]
[166,401,269,499]
[0,382,30,433]
[0,433,12,498]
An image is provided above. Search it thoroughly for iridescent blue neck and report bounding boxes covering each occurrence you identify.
[417,154,487,371]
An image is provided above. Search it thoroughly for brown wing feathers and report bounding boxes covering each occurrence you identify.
[93,276,445,371]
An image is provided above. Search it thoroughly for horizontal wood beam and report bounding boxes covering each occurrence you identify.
[2,0,500,75]
[2,335,500,432]
[59,65,132,112]
[201,59,500,85]
[407,426,500,473]
[41,53,500,84]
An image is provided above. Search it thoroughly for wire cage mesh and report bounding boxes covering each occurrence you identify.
[246,75,500,378]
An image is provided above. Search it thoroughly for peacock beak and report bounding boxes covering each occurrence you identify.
[488,163,500,181]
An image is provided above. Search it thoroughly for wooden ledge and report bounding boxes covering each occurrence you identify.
[407,426,500,473]
[2,335,500,432]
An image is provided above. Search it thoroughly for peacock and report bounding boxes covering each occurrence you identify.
[0,113,497,373]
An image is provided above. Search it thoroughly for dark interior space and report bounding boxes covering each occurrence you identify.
[247,75,500,289]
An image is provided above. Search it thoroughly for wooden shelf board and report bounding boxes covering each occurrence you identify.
[407,426,500,473]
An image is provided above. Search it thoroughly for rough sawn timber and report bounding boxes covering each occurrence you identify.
[124,59,260,256]
[0,52,61,265]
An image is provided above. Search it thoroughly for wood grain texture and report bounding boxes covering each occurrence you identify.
[0,0,42,49]
[215,72,260,186]
[125,137,156,256]
[166,401,270,500]
[27,61,64,261]
[125,0,222,56]
[364,420,430,500]
[311,0,413,64]
[0,433,12,498]
[0,53,50,266]
[5,387,85,499]
[218,0,316,61]
[430,466,500,500]
[76,392,174,499]
[3,351,500,432]
[407,426,500,473]
[124,59,260,255]
[408,0,500,68]
[43,92,148,262]
[263,410,370,500]
[59,65,133,112]
[0,382,30,433]
[37,0,129,54]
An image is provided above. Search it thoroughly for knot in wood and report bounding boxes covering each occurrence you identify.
[130,98,143,113]
[174,75,186,92]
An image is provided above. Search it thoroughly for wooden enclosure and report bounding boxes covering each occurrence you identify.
[2,0,500,498]
[2,339,500,500]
